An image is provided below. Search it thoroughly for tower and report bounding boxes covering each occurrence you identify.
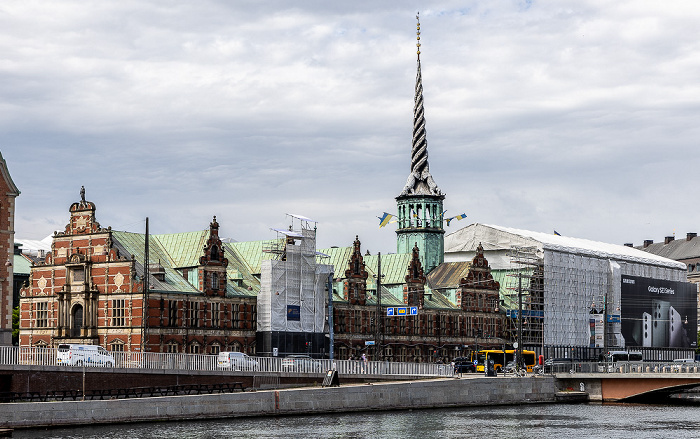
[395,14,445,274]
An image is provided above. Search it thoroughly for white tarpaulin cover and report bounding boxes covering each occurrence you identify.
[258,228,330,333]
[445,223,688,348]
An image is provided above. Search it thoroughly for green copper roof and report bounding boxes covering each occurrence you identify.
[112,231,198,294]
[227,239,277,275]
[13,254,32,275]
[155,230,208,268]
[364,253,413,288]
[317,246,354,276]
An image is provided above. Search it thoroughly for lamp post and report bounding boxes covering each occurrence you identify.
[374,252,383,360]
[517,271,523,371]
[327,270,334,360]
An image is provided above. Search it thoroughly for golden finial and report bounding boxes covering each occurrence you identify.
[416,12,421,58]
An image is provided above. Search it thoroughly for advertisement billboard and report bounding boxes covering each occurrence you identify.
[621,275,697,348]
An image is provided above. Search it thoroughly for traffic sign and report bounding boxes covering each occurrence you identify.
[387,308,395,316]
[410,306,418,315]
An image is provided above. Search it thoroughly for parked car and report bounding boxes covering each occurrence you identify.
[57,344,115,367]
[281,355,323,373]
[453,357,476,373]
[217,352,259,371]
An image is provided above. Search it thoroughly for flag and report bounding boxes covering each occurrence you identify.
[554,230,561,236]
[445,213,467,227]
[441,210,447,218]
[378,212,395,228]
[411,209,418,218]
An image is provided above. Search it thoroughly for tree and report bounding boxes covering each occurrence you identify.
[12,306,19,345]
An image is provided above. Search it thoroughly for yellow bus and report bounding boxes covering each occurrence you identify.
[475,349,537,373]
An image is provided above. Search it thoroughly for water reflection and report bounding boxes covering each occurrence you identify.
[14,403,700,439]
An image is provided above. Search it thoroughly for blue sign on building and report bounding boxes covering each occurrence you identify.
[410,306,418,315]
[387,308,395,316]
[287,305,300,321]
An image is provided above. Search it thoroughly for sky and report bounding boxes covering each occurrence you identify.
[2,0,700,255]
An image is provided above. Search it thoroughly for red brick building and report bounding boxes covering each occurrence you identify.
[0,152,20,345]
[19,190,258,354]
[331,237,506,362]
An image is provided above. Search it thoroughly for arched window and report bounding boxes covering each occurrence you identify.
[71,304,83,337]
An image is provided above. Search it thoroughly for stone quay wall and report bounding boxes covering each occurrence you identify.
[0,376,557,429]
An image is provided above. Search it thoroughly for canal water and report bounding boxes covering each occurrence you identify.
[13,403,700,438]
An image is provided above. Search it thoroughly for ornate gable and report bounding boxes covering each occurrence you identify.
[343,236,368,305]
[456,243,500,311]
[404,243,426,307]
[199,216,228,297]
[60,187,106,236]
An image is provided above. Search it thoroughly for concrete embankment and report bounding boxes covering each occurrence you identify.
[0,376,557,429]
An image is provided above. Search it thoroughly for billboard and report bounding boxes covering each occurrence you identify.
[621,275,697,348]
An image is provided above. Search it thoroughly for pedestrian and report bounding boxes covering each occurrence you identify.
[361,353,368,372]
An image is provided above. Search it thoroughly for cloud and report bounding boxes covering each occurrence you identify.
[2,0,700,254]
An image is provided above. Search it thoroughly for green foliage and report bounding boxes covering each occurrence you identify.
[12,306,19,345]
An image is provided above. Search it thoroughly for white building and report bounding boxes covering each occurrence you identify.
[445,224,694,354]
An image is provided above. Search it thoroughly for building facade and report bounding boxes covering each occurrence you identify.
[19,192,258,354]
[0,152,19,345]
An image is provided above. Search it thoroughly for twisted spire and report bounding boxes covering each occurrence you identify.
[400,13,442,197]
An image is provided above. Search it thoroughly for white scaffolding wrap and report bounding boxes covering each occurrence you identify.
[446,223,689,348]
[258,222,331,334]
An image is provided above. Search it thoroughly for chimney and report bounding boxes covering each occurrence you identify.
[664,236,675,245]
[687,232,697,242]
[624,243,633,247]
[643,240,653,248]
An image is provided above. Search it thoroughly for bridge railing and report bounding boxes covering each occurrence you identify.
[543,361,700,375]
[0,346,452,377]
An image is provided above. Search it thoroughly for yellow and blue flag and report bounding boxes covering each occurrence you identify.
[554,230,561,236]
[445,213,467,227]
[378,212,395,228]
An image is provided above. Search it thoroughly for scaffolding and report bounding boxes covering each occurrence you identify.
[258,214,330,334]
[504,246,544,347]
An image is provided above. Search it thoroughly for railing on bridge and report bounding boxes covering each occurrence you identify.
[0,346,453,378]
[542,361,700,375]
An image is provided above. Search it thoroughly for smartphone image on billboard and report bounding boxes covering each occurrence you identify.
[669,306,682,347]
[652,299,670,347]
[642,312,652,347]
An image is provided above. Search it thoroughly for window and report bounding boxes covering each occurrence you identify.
[189,343,200,354]
[232,304,240,329]
[166,342,179,353]
[111,299,125,326]
[212,303,220,327]
[168,300,178,326]
[211,273,219,290]
[189,302,199,327]
[36,302,48,328]
[210,343,221,355]
[110,341,125,352]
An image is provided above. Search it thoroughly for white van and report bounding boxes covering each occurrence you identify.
[57,344,115,367]
[217,352,259,371]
